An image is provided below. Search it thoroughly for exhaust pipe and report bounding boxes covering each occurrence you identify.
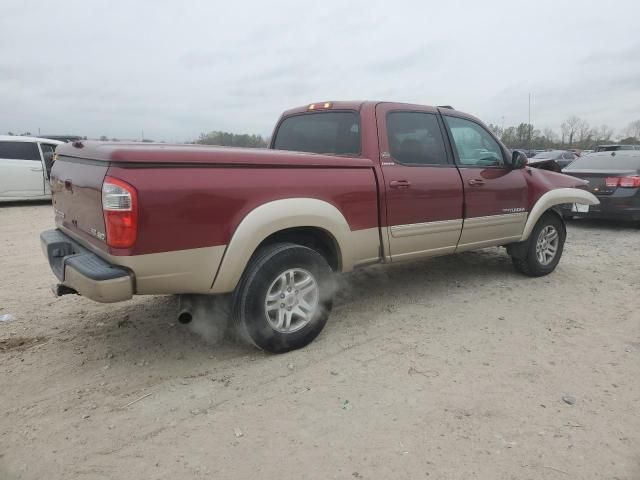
[177,310,193,324]
[177,294,230,344]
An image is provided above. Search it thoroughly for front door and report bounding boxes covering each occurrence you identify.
[376,104,464,262]
[0,141,45,198]
[441,115,528,251]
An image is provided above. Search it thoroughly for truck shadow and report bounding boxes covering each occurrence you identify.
[64,247,521,366]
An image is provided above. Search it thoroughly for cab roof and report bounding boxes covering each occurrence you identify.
[280,100,480,123]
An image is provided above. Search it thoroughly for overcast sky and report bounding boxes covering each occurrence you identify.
[2,0,639,141]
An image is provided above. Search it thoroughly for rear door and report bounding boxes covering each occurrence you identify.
[376,104,464,261]
[0,141,45,198]
[441,114,528,251]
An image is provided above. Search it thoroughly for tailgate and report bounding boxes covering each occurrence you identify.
[50,157,109,251]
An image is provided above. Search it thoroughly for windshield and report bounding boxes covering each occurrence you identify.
[273,111,360,155]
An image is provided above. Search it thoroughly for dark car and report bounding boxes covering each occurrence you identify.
[561,151,640,223]
[527,150,578,172]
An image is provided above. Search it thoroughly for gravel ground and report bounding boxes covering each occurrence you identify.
[1,203,639,480]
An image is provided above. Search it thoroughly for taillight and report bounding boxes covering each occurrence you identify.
[605,176,640,188]
[619,176,640,188]
[101,176,138,248]
[605,177,619,187]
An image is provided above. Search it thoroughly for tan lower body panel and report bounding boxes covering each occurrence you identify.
[58,226,226,295]
[108,245,227,294]
[350,227,381,267]
[388,219,462,262]
[456,212,527,252]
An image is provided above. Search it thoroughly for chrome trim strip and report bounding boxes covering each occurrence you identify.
[462,212,528,229]
[390,219,463,238]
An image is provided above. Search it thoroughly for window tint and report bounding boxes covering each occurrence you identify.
[0,141,41,160]
[563,152,576,160]
[444,117,504,167]
[273,112,360,155]
[386,112,448,165]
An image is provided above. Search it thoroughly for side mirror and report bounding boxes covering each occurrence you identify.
[511,150,528,169]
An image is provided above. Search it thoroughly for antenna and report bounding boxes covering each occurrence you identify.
[528,93,532,152]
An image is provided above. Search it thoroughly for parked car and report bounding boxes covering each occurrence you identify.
[0,135,64,202]
[561,150,640,223]
[527,150,578,172]
[594,144,640,152]
[40,101,597,352]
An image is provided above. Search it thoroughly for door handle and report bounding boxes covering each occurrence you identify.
[468,178,485,186]
[390,180,411,189]
[30,167,43,172]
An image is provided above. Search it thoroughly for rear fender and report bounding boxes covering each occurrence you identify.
[520,188,598,241]
[210,198,355,294]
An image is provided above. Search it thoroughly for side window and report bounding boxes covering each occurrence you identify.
[387,112,448,165]
[444,116,505,167]
[40,143,57,155]
[0,141,41,160]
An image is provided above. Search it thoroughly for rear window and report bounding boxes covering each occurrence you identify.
[0,141,40,160]
[273,111,360,156]
[565,153,640,171]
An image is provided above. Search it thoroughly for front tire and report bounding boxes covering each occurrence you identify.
[232,243,334,353]
[512,212,566,277]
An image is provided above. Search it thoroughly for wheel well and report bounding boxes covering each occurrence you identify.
[255,227,341,271]
[507,207,566,259]
[546,207,567,236]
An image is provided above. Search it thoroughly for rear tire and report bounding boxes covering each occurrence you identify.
[512,212,566,277]
[232,243,334,353]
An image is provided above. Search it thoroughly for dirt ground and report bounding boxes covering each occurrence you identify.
[0,203,639,480]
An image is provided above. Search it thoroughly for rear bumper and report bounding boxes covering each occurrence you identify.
[560,198,640,222]
[40,229,133,303]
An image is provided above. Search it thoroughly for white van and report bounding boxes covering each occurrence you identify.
[0,135,64,202]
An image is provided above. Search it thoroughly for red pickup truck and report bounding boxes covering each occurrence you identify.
[41,101,598,352]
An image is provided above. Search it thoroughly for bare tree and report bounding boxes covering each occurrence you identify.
[592,124,614,143]
[541,127,558,148]
[577,119,591,145]
[626,120,640,139]
[561,116,582,147]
